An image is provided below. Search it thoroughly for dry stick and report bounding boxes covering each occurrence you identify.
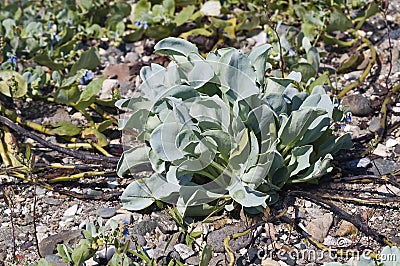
[288,191,396,246]
[0,115,119,165]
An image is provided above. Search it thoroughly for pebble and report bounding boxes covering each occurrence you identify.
[132,219,158,235]
[124,52,139,63]
[248,247,262,264]
[373,144,388,157]
[377,184,400,195]
[306,213,333,242]
[86,189,103,197]
[63,204,78,217]
[368,116,381,132]
[333,220,358,237]
[386,138,398,148]
[100,79,119,100]
[108,181,119,189]
[341,95,372,116]
[370,158,400,175]
[96,207,116,218]
[262,258,281,266]
[174,243,194,260]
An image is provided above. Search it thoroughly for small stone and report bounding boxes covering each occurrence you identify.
[39,230,82,256]
[96,208,116,218]
[100,79,119,100]
[108,181,119,189]
[105,213,132,227]
[264,223,277,240]
[124,52,139,63]
[370,158,400,175]
[132,219,158,235]
[86,189,103,197]
[248,247,262,264]
[395,145,400,154]
[97,246,116,261]
[262,258,281,266]
[373,144,388,157]
[63,204,78,217]
[357,157,371,168]
[386,138,398,148]
[304,200,312,208]
[174,243,194,260]
[186,255,200,265]
[306,213,333,242]
[333,220,358,237]
[341,95,372,116]
[368,116,381,132]
[377,184,400,195]
[44,255,67,265]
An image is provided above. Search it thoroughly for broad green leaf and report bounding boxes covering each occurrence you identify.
[70,48,101,75]
[249,44,273,85]
[175,6,195,26]
[71,240,94,265]
[81,128,108,147]
[78,77,107,103]
[163,0,175,17]
[52,121,81,136]
[290,63,316,83]
[288,145,313,176]
[200,245,214,266]
[34,54,64,71]
[278,108,326,147]
[326,7,352,32]
[117,146,151,177]
[134,0,151,19]
[0,70,28,98]
[229,180,268,207]
[154,37,199,57]
[179,28,213,39]
[150,123,185,161]
[290,154,332,183]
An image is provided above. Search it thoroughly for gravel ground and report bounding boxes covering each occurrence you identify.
[1,3,400,266]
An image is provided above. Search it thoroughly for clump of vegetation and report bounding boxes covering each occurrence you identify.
[116,37,352,216]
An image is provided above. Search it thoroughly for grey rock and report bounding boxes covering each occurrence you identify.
[125,52,139,63]
[100,79,119,100]
[132,219,158,235]
[174,243,194,260]
[96,207,116,218]
[346,157,371,169]
[341,95,372,116]
[206,225,252,253]
[86,189,103,197]
[39,230,82,256]
[185,255,200,265]
[97,245,116,261]
[44,198,61,205]
[208,253,226,266]
[44,255,67,266]
[146,247,165,260]
[369,158,400,175]
[63,204,78,217]
[132,233,147,247]
[248,247,262,264]
[151,211,178,233]
[394,145,400,154]
[306,213,333,242]
[368,116,381,132]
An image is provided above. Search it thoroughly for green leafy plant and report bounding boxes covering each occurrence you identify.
[57,217,131,266]
[116,37,352,216]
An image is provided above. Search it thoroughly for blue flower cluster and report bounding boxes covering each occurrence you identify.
[7,55,17,65]
[80,71,94,85]
[134,21,148,29]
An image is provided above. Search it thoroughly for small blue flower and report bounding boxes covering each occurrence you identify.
[340,123,345,129]
[123,228,129,237]
[265,34,270,43]
[54,34,61,42]
[288,48,296,57]
[48,22,52,29]
[143,22,149,30]
[67,19,73,26]
[79,71,94,85]
[134,21,142,27]
[7,55,17,65]
[344,114,352,123]
[124,220,129,225]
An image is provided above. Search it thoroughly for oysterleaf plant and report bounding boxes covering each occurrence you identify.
[116,37,352,216]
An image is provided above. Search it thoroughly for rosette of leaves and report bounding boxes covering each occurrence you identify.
[116,37,352,216]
